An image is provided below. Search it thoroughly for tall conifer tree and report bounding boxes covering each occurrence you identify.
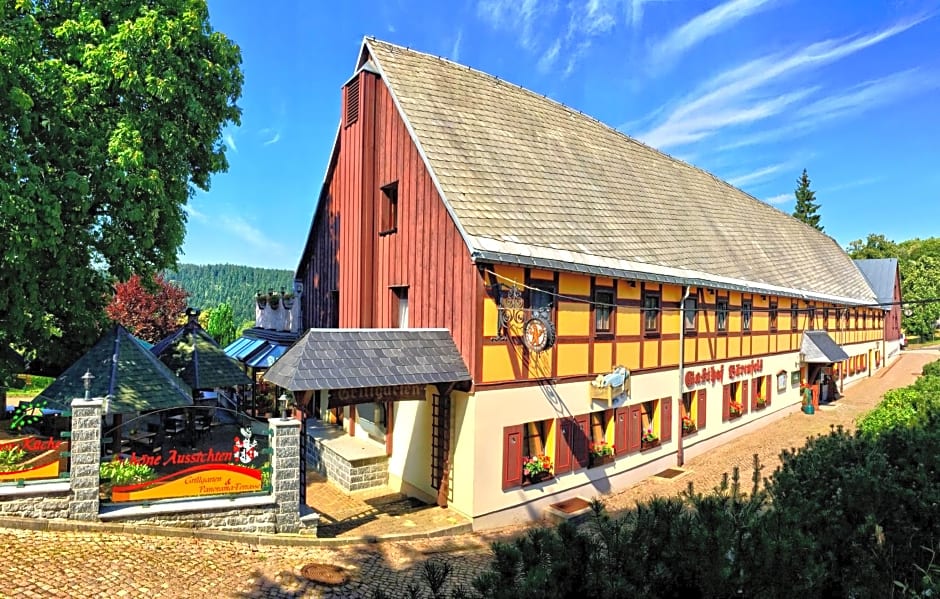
[792,169,823,231]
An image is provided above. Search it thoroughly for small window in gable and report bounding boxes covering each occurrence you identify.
[380,182,399,235]
[345,77,360,127]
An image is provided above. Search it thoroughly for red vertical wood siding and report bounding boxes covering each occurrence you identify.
[298,65,481,378]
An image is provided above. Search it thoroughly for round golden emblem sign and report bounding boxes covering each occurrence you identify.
[522,316,555,353]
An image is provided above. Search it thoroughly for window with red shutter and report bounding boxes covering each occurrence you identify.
[627,405,642,452]
[572,415,590,470]
[502,425,524,490]
[697,388,707,429]
[614,408,628,456]
[660,397,672,443]
[555,418,573,475]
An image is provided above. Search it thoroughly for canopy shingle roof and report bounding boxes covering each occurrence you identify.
[151,325,252,390]
[801,330,850,364]
[38,326,193,413]
[360,38,876,305]
[263,329,472,391]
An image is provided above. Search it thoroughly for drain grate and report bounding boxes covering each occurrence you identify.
[654,468,687,480]
[551,497,591,514]
[301,563,349,586]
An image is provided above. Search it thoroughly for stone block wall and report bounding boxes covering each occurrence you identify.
[68,398,102,521]
[0,491,70,519]
[115,506,277,533]
[307,436,389,492]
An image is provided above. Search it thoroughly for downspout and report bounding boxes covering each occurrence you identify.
[677,285,691,467]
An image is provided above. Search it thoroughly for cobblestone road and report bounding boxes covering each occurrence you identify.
[0,350,934,599]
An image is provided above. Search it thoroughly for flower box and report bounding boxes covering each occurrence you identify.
[524,471,552,485]
[589,453,615,468]
[755,398,767,410]
[640,438,661,451]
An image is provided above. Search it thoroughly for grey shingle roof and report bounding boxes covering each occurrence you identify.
[262,329,472,391]
[39,326,193,413]
[801,330,850,364]
[363,38,877,305]
[151,325,252,390]
[854,259,899,307]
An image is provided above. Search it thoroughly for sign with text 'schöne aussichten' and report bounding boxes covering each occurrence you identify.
[329,384,426,408]
[102,424,267,503]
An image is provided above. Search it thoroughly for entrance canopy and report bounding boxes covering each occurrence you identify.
[263,328,472,396]
[801,330,850,364]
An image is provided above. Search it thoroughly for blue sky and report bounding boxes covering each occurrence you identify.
[182,0,940,271]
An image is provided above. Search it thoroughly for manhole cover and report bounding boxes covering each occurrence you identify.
[551,497,591,514]
[300,563,349,586]
[654,468,686,479]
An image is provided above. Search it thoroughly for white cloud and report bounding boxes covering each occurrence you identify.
[183,204,207,222]
[649,0,775,69]
[636,17,929,150]
[718,68,938,151]
[452,29,463,62]
[538,39,562,72]
[263,132,281,146]
[630,0,674,30]
[224,133,237,153]
[764,193,791,205]
[477,0,549,50]
[219,215,288,254]
[726,163,787,187]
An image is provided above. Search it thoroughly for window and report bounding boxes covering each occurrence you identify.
[392,286,408,328]
[823,307,830,329]
[588,411,613,464]
[742,301,752,331]
[594,289,614,334]
[379,182,399,235]
[681,391,698,436]
[502,419,554,489]
[769,302,778,331]
[717,299,729,332]
[330,290,340,328]
[643,292,661,334]
[724,382,743,420]
[641,400,658,445]
[345,77,360,126]
[791,305,799,331]
[356,402,387,443]
[683,297,697,332]
[808,307,816,330]
[528,282,555,322]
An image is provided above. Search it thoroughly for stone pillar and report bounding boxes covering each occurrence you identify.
[269,418,301,533]
[69,398,103,521]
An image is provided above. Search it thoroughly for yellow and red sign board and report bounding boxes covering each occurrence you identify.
[0,436,66,482]
[110,464,262,502]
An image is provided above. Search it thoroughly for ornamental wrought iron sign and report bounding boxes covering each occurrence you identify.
[491,283,525,341]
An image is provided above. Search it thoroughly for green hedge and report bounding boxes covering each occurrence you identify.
[858,358,940,435]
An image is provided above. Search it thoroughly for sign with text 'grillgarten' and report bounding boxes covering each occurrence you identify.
[101,411,269,504]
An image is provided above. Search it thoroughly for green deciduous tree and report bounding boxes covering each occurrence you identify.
[847,233,900,260]
[205,302,237,347]
[899,255,940,341]
[0,0,242,382]
[792,169,823,231]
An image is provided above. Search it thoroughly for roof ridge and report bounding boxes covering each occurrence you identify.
[361,37,824,230]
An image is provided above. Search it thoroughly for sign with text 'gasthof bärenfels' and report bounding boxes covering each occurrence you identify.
[684,359,764,388]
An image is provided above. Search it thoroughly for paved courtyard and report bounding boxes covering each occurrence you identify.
[0,350,935,598]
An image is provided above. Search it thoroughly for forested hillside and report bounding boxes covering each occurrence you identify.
[165,264,294,324]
